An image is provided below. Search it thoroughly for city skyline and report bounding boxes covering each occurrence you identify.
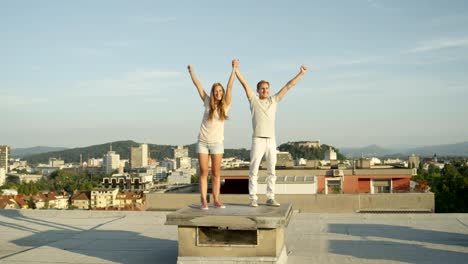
[2,1,468,149]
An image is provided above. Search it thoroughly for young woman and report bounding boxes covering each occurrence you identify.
[188,60,237,210]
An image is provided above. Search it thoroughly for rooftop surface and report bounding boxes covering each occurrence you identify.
[0,208,467,264]
[165,203,292,229]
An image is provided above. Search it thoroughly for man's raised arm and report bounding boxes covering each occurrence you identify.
[234,59,255,99]
[275,65,307,101]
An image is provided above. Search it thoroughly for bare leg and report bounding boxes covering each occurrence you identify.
[198,153,209,207]
[210,153,224,206]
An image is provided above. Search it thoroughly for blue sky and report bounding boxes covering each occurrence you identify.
[1,0,468,149]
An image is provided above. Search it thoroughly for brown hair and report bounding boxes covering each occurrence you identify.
[256,80,270,90]
[209,83,228,121]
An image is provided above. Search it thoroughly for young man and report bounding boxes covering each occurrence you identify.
[234,59,307,207]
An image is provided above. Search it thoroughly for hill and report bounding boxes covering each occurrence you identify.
[407,141,468,157]
[21,140,468,164]
[340,144,398,158]
[23,141,173,164]
[11,146,68,158]
[185,143,250,161]
[278,142,346,160]
[340,142,468,158]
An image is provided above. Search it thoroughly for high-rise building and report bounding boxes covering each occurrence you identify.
[49,158,65,167]
[103,145,120,174]
[174,145,189,159]
[176,157,192,169]
[0,168,5,186]
[155,166,168,180]
[168,169,191,184]
[160,158,175,171]
[87,158,103,167]
[408,154,420,169]
[0,145,9,172]
[325,147,337,161]
[131,144,148,168]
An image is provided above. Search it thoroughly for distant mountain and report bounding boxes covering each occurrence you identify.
[340,144,398,158]
[22,140,251,164]
[11,146,68,158]
[406,142,468,157]
[340,142,468,158]
[19,140,468,164]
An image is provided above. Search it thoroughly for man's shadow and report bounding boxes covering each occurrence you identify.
[0,210,178,264]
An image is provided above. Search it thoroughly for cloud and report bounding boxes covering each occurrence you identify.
[257,56,382,74]
[125,70,182,82]
[365,0,400,11]
[131,16,177,25]
[73,47,113,57]
[315,56,383,70]
[366,0,381,8]
[103,41,132,48]
[0,95,45,108]
[428,14,468,27]
[72,40,133,57]
[410,38,468,53]
[71,69,183,97]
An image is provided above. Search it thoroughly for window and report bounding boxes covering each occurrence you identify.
[326,179,342,194]
[373,180,391,193]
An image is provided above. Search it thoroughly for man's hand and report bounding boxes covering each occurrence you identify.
[276,65,307,101]
[187,64,193,72]
[300,65,307,74]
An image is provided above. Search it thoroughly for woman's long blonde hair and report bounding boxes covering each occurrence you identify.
[209,82,228,121]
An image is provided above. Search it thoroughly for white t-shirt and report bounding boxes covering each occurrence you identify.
[198,96,230,143]
[248,94,279,138]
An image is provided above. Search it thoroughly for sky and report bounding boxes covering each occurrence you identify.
[1,0,468,149]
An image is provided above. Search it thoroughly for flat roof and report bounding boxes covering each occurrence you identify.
[222,168,414,177]
[0,210,467,263]
[223,175,317,183]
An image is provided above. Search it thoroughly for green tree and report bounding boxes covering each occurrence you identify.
[432,163,468,213]
[28,181,38,195]
[27,197,36,209]
[191,175,200,184]
[0,182,18,190]
[19,182,31,195]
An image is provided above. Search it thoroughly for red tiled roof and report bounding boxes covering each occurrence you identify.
[46,192,57,200]
[72,192,90,201]
[14,197,27,206]
[0,196,10,202]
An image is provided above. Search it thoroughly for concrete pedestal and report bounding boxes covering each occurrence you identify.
[165,203,293,264]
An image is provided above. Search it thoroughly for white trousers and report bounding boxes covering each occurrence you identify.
[249,137,277,201]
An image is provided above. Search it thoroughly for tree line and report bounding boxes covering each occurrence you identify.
[1,170,106,195]
[413,160,468,213]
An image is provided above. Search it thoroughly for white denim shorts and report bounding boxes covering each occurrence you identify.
[197,141,224,154]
